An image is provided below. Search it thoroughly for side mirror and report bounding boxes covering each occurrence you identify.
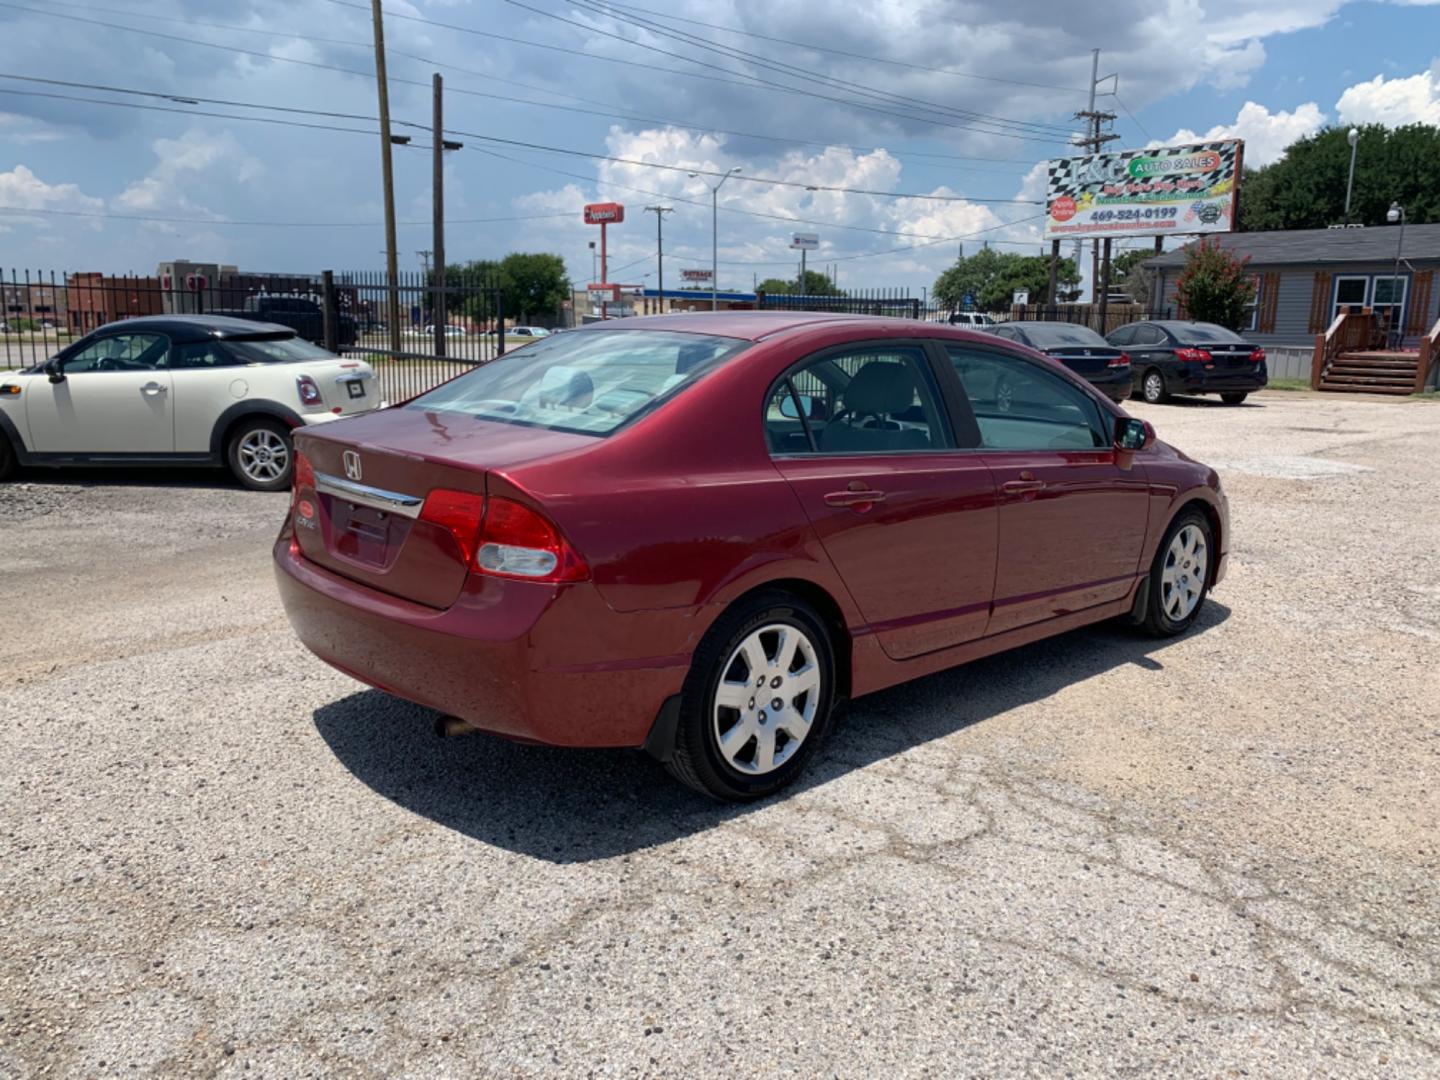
[44,358,65,384]
[1115,416,1155,452]
[780,393,823,421]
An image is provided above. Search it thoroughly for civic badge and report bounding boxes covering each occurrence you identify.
[342,450,362,481]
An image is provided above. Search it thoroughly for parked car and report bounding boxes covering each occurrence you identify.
[934,312,995,328]
[1107,320,1267,404]
[210,294,357,348]
[275,312,1227,801]
[985,321,1131,403]
[0,315,381,490]
[489,325,551,339]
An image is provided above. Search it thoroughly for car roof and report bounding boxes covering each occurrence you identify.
[83,314,296,343]
[574,310,989,343]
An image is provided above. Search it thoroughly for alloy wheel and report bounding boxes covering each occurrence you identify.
[1144,372,1164,403]
[237,428,290,483]
[712,623,821,776]
[1161,524,1208,621]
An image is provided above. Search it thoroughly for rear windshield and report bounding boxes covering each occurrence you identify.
[226,336,335,363]
[1175,323,1245,344]
[407,329,749,435]
[1018,324,1109,347]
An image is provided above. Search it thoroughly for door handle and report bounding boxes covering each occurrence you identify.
[823,489,886,508]
[140,381,167,396]
[1001,479,1045,494]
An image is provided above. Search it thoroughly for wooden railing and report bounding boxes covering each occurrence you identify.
[1417,318,1440,393]
[1310,307,1377,388]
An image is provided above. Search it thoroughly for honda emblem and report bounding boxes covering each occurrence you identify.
[342,450,362,481]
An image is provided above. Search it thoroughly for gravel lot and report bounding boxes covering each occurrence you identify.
[1,389,1437,1078]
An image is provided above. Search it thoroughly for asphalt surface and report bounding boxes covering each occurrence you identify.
[1,389,1437,1078]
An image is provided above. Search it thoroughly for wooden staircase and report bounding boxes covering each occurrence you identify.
[1312,309,1438,395]
[1319,350,1421,395]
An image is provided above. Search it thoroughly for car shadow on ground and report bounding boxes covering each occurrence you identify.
[10,465,244,490]
[314,600,1231,864]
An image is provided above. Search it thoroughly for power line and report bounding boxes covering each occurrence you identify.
[1109,92,1155,143]
[0,204,572,227]
[600,0,1090,94]
[0,71,1042,205]
[563,0,1077,136]
[28,0,1043,174]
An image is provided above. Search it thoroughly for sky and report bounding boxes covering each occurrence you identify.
[1,0,1438,298]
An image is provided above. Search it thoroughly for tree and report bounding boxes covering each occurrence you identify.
[1239,123,1440,231]
[499,252,570,321]
[756,270,843,296]
[1109,249,1156,307]
[1175,239,1256,330]
[932,249,1079,311]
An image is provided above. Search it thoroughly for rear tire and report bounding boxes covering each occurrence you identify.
[1142,368,1169,404]
[667,590,836,802]
[227,418,294,492]
[1220,392,1248,405]
[1139,508,1214,637]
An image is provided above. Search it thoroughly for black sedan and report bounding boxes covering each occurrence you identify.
[986,322,1131,403]
[1107,320,1268,405]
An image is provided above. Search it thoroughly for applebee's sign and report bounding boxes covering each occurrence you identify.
[583,202,625,224]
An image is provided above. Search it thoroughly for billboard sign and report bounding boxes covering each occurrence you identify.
[1044,140,1242,240]
[790,232,819,250]
[680,268,713,283]
[583,202,625,225]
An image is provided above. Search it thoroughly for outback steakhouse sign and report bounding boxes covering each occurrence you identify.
[583,202,625,224]
[1043,140,1242,240]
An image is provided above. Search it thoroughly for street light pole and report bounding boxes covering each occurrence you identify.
[1344,128,1360,225]
[1387,201,1406,347]
[691,168,741,310]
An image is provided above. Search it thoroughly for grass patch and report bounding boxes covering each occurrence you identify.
[1264,377,1313,391]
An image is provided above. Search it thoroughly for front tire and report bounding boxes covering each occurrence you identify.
[1220,392,1248,405]
[227,418,293,491]
[1142,368,1169,404]
[1139,509,1214,637]
[0,431,16,481]
[667,591,836,801]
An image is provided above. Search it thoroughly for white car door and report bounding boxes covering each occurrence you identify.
[167,338,249,453]
[26,331,174,454]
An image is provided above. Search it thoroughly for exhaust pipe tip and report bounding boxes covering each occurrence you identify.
[434,714,478,738]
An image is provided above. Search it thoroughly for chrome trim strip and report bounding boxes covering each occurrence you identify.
[314,471,423,518]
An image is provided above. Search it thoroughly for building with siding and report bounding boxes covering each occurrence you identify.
[1146,224,1440,383]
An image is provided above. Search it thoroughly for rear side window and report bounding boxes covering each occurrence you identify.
[768,346,951,455]
[226,337,335,363]
[947,346,1107,451]
[1181,323,1245,343]
[409,329,748,436]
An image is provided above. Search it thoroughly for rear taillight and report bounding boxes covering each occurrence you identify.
[296,374,323,406]
[290,450,315,513]
[1175,347,1212,363]
[419,488,486,566]
[1109,352,1129,368]
[1250,347,1266,363]
[476,497,588,582]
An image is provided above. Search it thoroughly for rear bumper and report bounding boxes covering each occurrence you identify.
[1171,363,1268,394]
[1084,368,1132,399]
[273,535,697,748]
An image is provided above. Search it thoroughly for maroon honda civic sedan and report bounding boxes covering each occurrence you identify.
[275,312,1227,800]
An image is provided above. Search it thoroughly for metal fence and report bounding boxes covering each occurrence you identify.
[2,268,517,398]
[758,287,922,319]
[1004,303,1176,335]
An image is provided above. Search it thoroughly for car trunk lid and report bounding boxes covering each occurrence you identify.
[291,408,596,608]
[1045,346,1124,376]
[293,357,381,415]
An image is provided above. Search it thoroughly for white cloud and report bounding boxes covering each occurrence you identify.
[1160,101,1327,166]
[1336,60,1440,125]
[0,165,103,214]
[114,130,264,217]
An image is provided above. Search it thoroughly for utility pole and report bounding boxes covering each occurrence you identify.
[1074,48,1119,320]
[417,251,431,274]
[644,206,673,312]
[369,0,401,359]
[430,73,464,357]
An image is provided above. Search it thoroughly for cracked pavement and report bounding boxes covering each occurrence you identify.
[1,389,1437,1077]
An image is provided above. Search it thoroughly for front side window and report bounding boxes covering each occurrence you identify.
[63,333,169,372]
[947,346,1107,451]
[1107,324,1137,347]
[410,329,748,436]
[772,345,950,454]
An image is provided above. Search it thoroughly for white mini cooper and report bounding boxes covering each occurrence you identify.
[0,315,381,490]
